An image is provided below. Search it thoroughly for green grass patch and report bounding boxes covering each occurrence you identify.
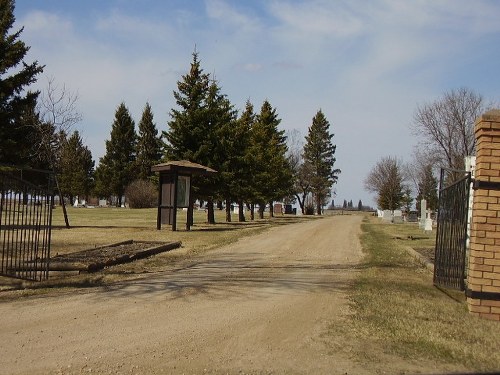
[349,217,500,371]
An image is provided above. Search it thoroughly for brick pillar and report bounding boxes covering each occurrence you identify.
[467,109,500,321]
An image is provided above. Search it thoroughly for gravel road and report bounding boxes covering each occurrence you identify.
[0,215,367,375]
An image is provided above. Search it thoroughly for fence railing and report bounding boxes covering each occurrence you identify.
[433,168,471,290]
[0,166,54,281]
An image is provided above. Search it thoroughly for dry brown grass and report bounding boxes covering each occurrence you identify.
[342,216,500,372]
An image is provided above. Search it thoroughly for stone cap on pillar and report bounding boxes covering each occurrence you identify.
[475,109,500,133]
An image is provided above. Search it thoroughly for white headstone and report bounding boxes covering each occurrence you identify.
[424,217,433,231]
[420,199,427,228]
[393,210,403,224]
[382,210,392,222]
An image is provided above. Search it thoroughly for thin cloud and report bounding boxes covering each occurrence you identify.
[273,61,303,70]
[233,63,264,72]
[268,0,364,38]
[95,10,172,39]
[205,0,262,32]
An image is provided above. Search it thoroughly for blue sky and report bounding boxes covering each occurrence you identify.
[13,0,500,207]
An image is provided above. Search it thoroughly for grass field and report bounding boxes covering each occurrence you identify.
[341,216,500,372]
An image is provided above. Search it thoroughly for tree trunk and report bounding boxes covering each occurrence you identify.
[250,203,255,221]
[238,201,245,222]
[295,193,306,215]
[225,198,231,222]
[316,196,322,216]
[54,174,70,228]
[258,204,265,219]
[269,201,274,218]
[207,198,215,224]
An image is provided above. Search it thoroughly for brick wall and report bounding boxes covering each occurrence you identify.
[467,109,500,321]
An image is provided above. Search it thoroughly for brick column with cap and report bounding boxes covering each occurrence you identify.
[467,109,500,321]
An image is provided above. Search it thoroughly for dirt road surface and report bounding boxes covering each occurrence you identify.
[1,215,369,374]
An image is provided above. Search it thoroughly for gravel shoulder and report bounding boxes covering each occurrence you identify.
[1,215,367,374]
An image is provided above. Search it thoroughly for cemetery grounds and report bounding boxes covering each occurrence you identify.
[0,207,499,374]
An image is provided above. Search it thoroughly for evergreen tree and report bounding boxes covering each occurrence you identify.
[95,102,136,206]
[358,199,363,211]
[416,163,439,211]
[163,51,210,162]
[402,186,413,214]
[163,51,219,221]
[59,131,94,203]
[232,100,255,221]
[0,0,44,164]
[206,79,239,222]
[303,110,340,215]
[136,102,161,180]
[248,100,292,218]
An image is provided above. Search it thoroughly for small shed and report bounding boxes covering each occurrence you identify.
[151,160,216,231]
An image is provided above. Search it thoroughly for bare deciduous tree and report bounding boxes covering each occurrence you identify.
[35,77,83,228]
[38,76,82,132]
[411,87,488,172]
[364,156,407,210]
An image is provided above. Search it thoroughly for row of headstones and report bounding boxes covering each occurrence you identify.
[73,197,108,208]
[377,199,433,231]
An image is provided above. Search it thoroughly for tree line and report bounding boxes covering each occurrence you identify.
[0,1,340,222]
[364,87,490,212]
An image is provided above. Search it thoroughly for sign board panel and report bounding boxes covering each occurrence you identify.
[176,175,190,208]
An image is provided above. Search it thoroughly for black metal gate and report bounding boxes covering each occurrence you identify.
[0,166,54,281]
[433,168,471,290]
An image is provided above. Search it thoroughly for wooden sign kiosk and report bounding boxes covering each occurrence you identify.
[151,160,216,231]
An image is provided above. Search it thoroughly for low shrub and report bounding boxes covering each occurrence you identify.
[125,179,157,208]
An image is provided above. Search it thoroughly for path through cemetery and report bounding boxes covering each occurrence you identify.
[1,215,380,374]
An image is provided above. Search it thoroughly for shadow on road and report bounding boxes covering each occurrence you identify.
[95,252,362,302]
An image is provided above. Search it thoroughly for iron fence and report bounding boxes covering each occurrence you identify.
[433,168,471,290]
[0,166,54,281]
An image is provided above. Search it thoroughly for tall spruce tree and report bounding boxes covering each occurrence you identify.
[303,110,340,215]
[249,100,292,218]
[95,102,136,206]
[206,79,239,222]
[58,131,94,203]
[136,102,161,180]
[0,0,44,164]
[231,100,255,221]
[163,51,210,162]
[164,51,223,223]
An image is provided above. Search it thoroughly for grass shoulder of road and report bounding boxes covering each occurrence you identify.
[341,215,500,372]
[0,206,322,297]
